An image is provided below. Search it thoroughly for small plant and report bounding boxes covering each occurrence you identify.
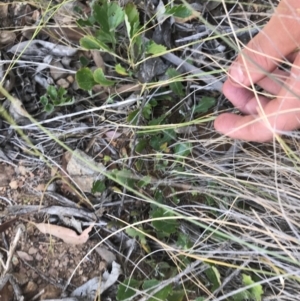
[40,85,73,113]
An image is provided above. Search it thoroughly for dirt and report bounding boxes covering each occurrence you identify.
[0,162,107,300]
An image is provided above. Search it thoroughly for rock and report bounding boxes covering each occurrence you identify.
[56,78,69,89]
[50,60,68,81]
[66,149,105,194]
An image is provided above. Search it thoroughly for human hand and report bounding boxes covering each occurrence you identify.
[214,0,300,142]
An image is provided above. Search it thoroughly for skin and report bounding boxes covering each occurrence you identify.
[214,0,300,142]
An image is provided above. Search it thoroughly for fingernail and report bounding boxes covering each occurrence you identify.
[229,63,245,85]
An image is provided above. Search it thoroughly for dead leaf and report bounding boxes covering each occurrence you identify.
[105,131,122,140]
[95,247,116,265]
[0,31,16,45]
[91,50,105,70]
[34,223,94,245]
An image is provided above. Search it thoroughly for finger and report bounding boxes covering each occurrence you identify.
[257,68,289,95]
[223,80,270,114]
[223,69,289,115]
[229,0,300,88]
[215,53,300,142]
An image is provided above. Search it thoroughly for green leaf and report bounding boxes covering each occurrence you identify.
[93,68,115,86]
[115,64,129,75]
[146,41,167,55]
[142,279,159,290]
[151,207,178,236]
[205,266,221,291]
[80,36,110,51]
[135,139,147,153]
[194,96,216,113]
[127,109,140,125]
[47,85,57,101]
[166,68,184,97]
[77,15,95,27]
[137,175,151,188]
[76,68,96,90]
[93,3,110,33]
[232,291,251,301]
[149,284,172,301]
[142,281,172,301]
[92,180,106,194]
[107,2,125,30]
[117,278,140,301]
[174,142,191,158]
[148,114,166,126]
[124,3,140,38]
[176,233,192,250]
[40,95,48,106]
[79,55,90,67]
[111,169,135,189]
[242,274,263,301]
[165,5,192,18]
[167,290,185,301]
[142,104,152,119]
[44,103,54,113]
[126,227,147,245]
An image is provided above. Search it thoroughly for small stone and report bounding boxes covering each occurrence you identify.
[56,78,69,89]
[9,180,18,189]
[35,253,43,261]
[28,247,38,255]
[50,61,68,81]
[66,75,74,83]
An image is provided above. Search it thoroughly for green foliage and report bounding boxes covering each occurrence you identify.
[117,278,140,301]
[167,290,185,301]
[93,2,124,49]
[242,274,264,301]
[150,207,178,237]
[165,4,192,18]
[144,281,172,301]
[194,96,216,114]
[232,274,264,301]
[76,67,115,90]
[75,67,96,90]
[111,168,135,189]
[174,142,191,158]
[166,68,184,97]
[40,85,73,113]
[117,278,173,301]
[91,180,106,194]
[124,2,140,39]
[93,68,115,86]
[115,63,129,76]
[149,129,176,152]
[205,266,221,291]
[146,40,167,55]
[76,1,168,91]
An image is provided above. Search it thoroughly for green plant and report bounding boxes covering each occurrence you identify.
[75,1,192,91]
[40,85,73,113]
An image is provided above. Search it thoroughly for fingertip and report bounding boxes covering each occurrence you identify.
[228,61,245,85]
[214,113,234,135]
